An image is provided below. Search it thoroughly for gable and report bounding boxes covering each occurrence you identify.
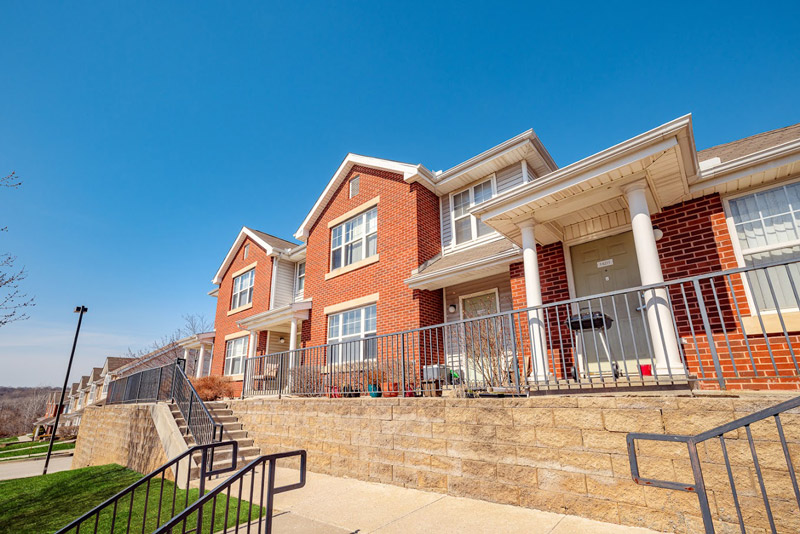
[212,227,295,284]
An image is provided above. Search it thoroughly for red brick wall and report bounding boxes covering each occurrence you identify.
[301,165,443,352]
[210,236,275,396]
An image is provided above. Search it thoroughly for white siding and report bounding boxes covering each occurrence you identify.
[496,162,524,194]
[440,195,452,249]
[267,331,288,354]
[272,259,295,309]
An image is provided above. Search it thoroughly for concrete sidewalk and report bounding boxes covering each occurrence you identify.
[269,468,659,534]
[0,455,72,481]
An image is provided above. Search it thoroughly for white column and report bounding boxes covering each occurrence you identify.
[289,318,298,351]
[623,181,683,375]
[247,332,257,359]
[518,220,548,381]
[182,347,189,364]
[195,345,206,379]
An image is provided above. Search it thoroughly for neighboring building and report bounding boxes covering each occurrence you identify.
[32,391,64,439]
[96,356,135,402]
[206,117,800,391]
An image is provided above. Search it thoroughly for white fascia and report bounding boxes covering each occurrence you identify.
[293,153,435,241]
[212,227,290,284]
[472,114,696,222]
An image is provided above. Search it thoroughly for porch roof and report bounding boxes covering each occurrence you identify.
[471,115,699,246]
[236,300,312,332]
[177,331,215,350]
[406,238,520,290]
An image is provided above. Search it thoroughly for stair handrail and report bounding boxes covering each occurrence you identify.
[171,363,224,445]
[628,395,800,533]
[55,440,239,534]
[154,449,307,534]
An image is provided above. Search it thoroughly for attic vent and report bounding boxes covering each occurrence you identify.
[349,175,360,198]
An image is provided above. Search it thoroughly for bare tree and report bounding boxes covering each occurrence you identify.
[181,313,211,336]
[1,172,34,327]
[0,387,52,438]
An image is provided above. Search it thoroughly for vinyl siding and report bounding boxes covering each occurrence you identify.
[495,162,524,194]
[267,331,288,354]
[440,195,452,249]
[272,259,296,309]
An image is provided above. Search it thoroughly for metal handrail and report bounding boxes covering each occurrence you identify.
[244,257,800,397]
[172,364,224,445]
[153,449,307,534]
[55,440,239,534]
[628,395,800,533]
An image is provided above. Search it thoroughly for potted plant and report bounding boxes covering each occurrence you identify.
[366,370,383,397]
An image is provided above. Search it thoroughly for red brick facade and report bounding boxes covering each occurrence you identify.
[210,236,275,396]
[301,165,443,348]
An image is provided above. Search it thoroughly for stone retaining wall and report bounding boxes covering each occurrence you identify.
[228,394,800,534]
[72,404,170,476]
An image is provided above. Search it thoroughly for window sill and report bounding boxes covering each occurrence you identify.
[325,254,380,280]
[227,303,253,316]
[742,311,800,335]
[225,373,244,381]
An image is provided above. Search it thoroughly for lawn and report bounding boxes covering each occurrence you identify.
[0,441,76,460]
[0,436,19,444]
[0,464,262,534]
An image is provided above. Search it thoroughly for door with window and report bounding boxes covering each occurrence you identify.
[570,231,650,378]
[458,290,514,387]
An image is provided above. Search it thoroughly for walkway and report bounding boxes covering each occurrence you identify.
[0,455,72,481]
[269,467,659,534]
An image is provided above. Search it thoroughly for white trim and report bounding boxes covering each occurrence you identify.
[229,262,257,279]
[327,196,380,228]
[448,174,498,250]
[294,154,434,241]
[269,257,278,310]
[692,139,800,191]
[224,330,250,341]
[325,254,380,280]
[521,160,530,183]
[405,246,521,290]
[323,293,380,315]
[458,288,501,320]
[212,227,291,284]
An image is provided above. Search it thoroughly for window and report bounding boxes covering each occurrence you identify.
[349,175,360,198]
[231,269,255,309]
[243,244,250,259]
[296,261,305,293]
[331,207,377,270]
[225,336,248,375]
[327,304,377,363]
[452,179,495,245]
[729,182,800,311]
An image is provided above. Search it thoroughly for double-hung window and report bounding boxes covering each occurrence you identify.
[452,179,495,245]
[327,304,377,364]
[224,336,248,375]
[331,207,377,270]
[231,269,255,309]
[728,182,800,312]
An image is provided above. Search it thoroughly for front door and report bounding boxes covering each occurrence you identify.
[457,290,515,388]
[570,231,650,378]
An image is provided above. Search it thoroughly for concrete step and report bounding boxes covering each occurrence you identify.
[209,408,233,417]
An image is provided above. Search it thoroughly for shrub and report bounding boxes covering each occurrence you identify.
[191,376,234,401]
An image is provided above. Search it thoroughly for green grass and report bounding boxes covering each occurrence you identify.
[0,464,262,534]
[0,441,75,459]
[0,439,71,452]
[0,436,19,444]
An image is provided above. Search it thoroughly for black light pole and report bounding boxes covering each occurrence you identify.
[43,305,88,475]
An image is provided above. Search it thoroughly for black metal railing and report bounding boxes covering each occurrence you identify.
[107,360,222,445]
[154,449,307,534]
[55,441,239,534]
[172,364,224,446]
[628,395,800,533]
[243,258,800,398]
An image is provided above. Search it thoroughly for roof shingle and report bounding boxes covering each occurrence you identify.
[698,123,800,164]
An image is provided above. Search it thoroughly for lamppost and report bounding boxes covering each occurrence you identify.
[43,306,88,475]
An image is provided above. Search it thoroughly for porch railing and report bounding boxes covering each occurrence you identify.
[243,258,800,398]
[107,360,223,445]
[628,395,800,534]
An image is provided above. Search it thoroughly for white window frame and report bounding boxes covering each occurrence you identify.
[295,261,305,295]
[326,304,377,364]
[243,244,250,259]
[224,336,248,376]
[349,175,360,198]
[231,269,255,310]
[330,207,377,270]
[724,177,800,315]
[449,175,497,248]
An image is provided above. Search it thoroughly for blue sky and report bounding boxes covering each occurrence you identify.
[1,1,798,386]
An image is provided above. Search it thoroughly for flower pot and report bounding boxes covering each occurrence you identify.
[368,384,382,398]
[382,382,399,398]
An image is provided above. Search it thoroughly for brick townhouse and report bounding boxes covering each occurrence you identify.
[208,115,800,393]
